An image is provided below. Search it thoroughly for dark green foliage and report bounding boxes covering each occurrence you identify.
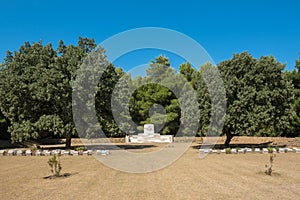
[0,38,297,146]
[218,52,294,146]
[285,58,300,137]
[128,55,182,135]
[0,38,97,147]
[194,63,226,137]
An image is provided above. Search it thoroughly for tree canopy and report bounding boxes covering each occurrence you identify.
[218,52,294,146]
[0,39,298,147]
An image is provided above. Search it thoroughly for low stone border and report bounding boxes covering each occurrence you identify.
[0,149,95,156]
[199,147,300,154]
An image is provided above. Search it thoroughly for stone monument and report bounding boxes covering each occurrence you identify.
[128,124,173,143]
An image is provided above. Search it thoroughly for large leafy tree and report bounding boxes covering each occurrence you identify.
[218,52,294,146]
[0,38,97,148]
[285,57,300,137]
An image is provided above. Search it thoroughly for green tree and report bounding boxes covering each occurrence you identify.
[285,57,300,137]
[179,62,196,86]
[127,55,181,135]
[0,38,97,148]
[193,63,226,137]
[218,52,294,146]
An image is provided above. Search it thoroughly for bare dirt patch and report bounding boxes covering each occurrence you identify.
[0,143,300,200]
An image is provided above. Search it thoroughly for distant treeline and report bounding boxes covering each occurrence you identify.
[0,38,299,147]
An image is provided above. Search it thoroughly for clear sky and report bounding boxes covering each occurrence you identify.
[1,0,300,71]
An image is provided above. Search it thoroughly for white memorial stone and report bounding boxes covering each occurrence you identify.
[255,148,261,153]
[128,124,173,143]
[25,150,32,156]
[279,148,285,153]
[35,150,41,156]
[231,148,237,154]
[70,150,78,156]
[212,150,218,154]
[294,148,300,153]
[262,148,268,154]
[245,148,252,153]
[43,150,51,156]
[238,149,245,153]
[16,150,22,156]
[8,149,14,156]
[144,124,154,135]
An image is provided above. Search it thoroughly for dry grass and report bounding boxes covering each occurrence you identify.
[1,144,300,200]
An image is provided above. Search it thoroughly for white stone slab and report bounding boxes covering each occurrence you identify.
[255,148,261,153]
[144,124,154,135]
[96,150,110,155]
[0,150,5,156]
[245,148,252,153]
[43,150,51,156]
[35,150,41,156]
[16,150,22,156]
[70,150,78,156]
[238,149,245,153]
[262,148,268,154]
[25,150,31,156]
[52,150,60,155]
[279,148,285,153]
[8,149,14,156]
[212,150,218,154]
[87,150,93,155]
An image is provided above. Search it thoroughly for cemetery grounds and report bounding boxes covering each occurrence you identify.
[0,137,300,200]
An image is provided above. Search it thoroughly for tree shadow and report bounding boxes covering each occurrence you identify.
[192,141,285,150]
[43,172,79,179]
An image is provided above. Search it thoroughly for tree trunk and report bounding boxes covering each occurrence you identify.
[224,127,234,147]
[224,134,233,148]
[65,137,71,149]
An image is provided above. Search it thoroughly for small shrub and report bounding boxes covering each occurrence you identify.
[225,148,231,154]
[22,149,26,156]
[265,153,276,176]
[284,149,288,153]
[267,146,273,153]
[75,146,86,151]
[48,154,62,177]
[31,145,37,152]
[251,146,255,152]
[3,150,7,156]
[274,146,279,153]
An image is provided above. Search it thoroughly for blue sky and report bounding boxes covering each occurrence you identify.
[1,0,300,71]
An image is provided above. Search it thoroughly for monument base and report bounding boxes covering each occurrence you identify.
[128,134,173,143]
[127,124,173,143]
